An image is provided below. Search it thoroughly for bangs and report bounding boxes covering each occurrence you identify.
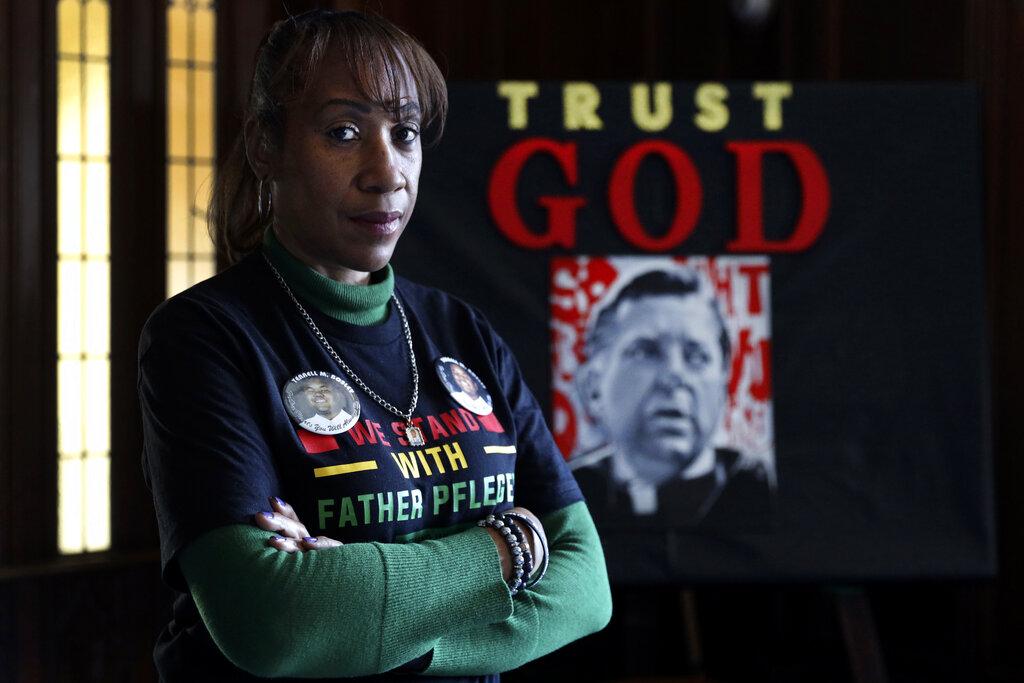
[286,11,448,145]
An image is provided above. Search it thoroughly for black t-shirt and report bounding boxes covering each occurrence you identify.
[139,252,582,682]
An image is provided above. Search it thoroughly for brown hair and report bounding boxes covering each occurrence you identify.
[209,9,447,264]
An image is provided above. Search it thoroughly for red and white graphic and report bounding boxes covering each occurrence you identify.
[550,256,774,478]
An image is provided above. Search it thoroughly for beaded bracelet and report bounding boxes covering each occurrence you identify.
[478,514,528,595]
[477,513,534,596]
[505,516,535,588]
[503,511,549,588]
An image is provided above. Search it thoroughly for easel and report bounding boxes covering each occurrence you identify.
[676,586,889,683]
[831,586,889,683]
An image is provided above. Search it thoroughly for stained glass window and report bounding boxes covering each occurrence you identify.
[167,0,216,296]
[56,0,111,554]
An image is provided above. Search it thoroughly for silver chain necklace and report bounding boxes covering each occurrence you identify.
[263,254,426,446]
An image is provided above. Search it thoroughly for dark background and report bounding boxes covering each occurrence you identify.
[1,1,1022,681]
[405,82,992,584]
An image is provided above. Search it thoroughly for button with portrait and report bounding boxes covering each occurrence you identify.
[281,371,361,435]
[435,357,493,416]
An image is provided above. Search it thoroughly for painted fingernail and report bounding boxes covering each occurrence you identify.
[261,511,274,519]
[303,537,318,543]
[271,536,284,542]
[274,497,286,507]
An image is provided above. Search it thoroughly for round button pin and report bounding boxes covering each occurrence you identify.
[435,357,493,416]
[281,371,361,435]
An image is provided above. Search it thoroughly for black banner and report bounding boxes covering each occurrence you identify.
[394,81,994,582]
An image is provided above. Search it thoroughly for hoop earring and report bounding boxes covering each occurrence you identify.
[257,178,273,220]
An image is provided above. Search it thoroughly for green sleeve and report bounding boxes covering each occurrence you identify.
[424,500,613,676]
[178,523,513,678]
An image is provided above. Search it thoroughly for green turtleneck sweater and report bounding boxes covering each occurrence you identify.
[261,227,394,325]
[176,235,612,679]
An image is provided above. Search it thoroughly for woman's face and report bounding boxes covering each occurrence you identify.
[268,49,422,283]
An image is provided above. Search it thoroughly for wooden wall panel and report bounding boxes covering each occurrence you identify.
[108,0,168,552]
[0,0,12,569]
[2,0,57,568]
[974,2,1024,675]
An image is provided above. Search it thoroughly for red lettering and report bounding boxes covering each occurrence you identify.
[551,390,576,460]
[440,410,467,434]
[345,420,379,446]
[728,330,772,402]
[750,339,771,401]
[703,257,735,316]
[427,415,450,439]
[608,140,703,252]
[390,421,406,445]
[458,409,480,431]
[726,141,830,252]
[738,263,769,314]
[488,138,585,249]
[371,421,391,446]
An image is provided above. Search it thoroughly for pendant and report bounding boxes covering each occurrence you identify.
[406,423,425,447]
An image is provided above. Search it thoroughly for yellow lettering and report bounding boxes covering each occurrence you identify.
[563,82,603,130]
[390,451,421,479]
[424,446,446,474]
[442,442,468,472]
[694,82,729,132]
[752,82,792,130]
[414,449,434,476]
[497,81,539,130]
[631,82,673,132]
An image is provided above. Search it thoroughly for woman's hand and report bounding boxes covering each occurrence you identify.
[483,506,547,583]
[254,496,343,553]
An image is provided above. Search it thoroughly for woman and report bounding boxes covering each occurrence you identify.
[139,9,611,682]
